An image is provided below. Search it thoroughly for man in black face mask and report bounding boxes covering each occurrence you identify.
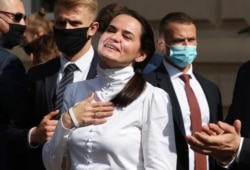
[0,0,27,169]
[4,0,114,170]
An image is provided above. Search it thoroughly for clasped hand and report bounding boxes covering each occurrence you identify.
[186,120,242,165]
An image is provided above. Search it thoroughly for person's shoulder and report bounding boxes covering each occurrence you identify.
[144,62,167,83]
[145,62,166,74]
[0,47,22,64]
[194,72,220,90]
[27,57,60,82]
[0,48,26,74]
[145,82,169,98]
[237,60,250,73]
[28,57,60,74]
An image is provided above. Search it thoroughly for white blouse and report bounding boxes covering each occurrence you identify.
[42,65,177,170]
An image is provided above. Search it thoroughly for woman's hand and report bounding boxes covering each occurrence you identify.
[62,93,114,128]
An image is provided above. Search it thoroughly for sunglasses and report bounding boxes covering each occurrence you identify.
[0,10,26,22]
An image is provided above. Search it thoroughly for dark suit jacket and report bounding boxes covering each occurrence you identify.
[226,61,250,169]
[0,46,28,170]
[5,52,99,170]
[144,63,224,170]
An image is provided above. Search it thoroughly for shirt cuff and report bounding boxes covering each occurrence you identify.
[28,127,40,149]
[235,137,244,163]
[219,137,244,169]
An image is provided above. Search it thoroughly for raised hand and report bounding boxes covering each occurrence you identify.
[62,93,114,128]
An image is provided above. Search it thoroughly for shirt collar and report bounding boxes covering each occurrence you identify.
[59,46,94,72]
[163,60,194,79]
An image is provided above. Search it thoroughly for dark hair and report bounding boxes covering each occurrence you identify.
[110,9,155,108]
[96,3,128,33]
[27,35,59,64]
[159,12,195,36]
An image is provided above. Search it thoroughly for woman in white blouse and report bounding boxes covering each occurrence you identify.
[43,8,177,170]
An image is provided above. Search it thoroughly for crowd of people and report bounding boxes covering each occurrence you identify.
[0,0,249,170]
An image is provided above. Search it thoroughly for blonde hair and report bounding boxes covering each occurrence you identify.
[25,8,53,36]
[55,0,98,22]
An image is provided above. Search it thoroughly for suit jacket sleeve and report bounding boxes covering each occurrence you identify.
[225,61,250,169]
[1,51,33,170]
[3,55,34,152]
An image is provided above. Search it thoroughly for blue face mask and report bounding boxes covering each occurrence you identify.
[168,45,197,68]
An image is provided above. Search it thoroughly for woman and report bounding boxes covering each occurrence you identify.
[43,9,176,170]
[20,8,59,66]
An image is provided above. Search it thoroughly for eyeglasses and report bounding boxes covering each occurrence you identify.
[0,10,26,22]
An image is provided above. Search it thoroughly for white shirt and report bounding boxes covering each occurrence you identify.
[163,61,210,170]
[43,65,177,170]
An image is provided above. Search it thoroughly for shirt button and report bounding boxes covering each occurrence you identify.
[87,159,92,164]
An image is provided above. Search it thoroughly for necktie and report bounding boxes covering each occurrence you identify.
[54,64,78,112]
[180,74,207,170]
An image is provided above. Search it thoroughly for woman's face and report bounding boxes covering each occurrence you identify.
[97,14,146,69]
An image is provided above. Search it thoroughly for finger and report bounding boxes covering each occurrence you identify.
[47,120,59,126]
[91,102,114,108]
[190,145,212,155]
[45,110,60,119]
[187,136,214,154]
[46,136,52,141]
[81,118,107,126]
[217,121,235,134]
[92,112,96,119]
[95,111,113,118]
[85,92,95,103]
[46,124,57,131]
[234,119,241,135]
[193,132,228,148]
[201,125,217,136]
[46,132,55,138]
[93,118,107,125]
[186,135,204,147]
[208,123,224,135]
[91,105,114,114]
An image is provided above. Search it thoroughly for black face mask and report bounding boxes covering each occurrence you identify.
[53,27,89,57]
[22,43,33,55]
[2,24,26,49]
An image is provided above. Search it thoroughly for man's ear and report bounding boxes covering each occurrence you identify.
[88,21,99,37]
[135,51,147,63]
[157,37,166,52]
